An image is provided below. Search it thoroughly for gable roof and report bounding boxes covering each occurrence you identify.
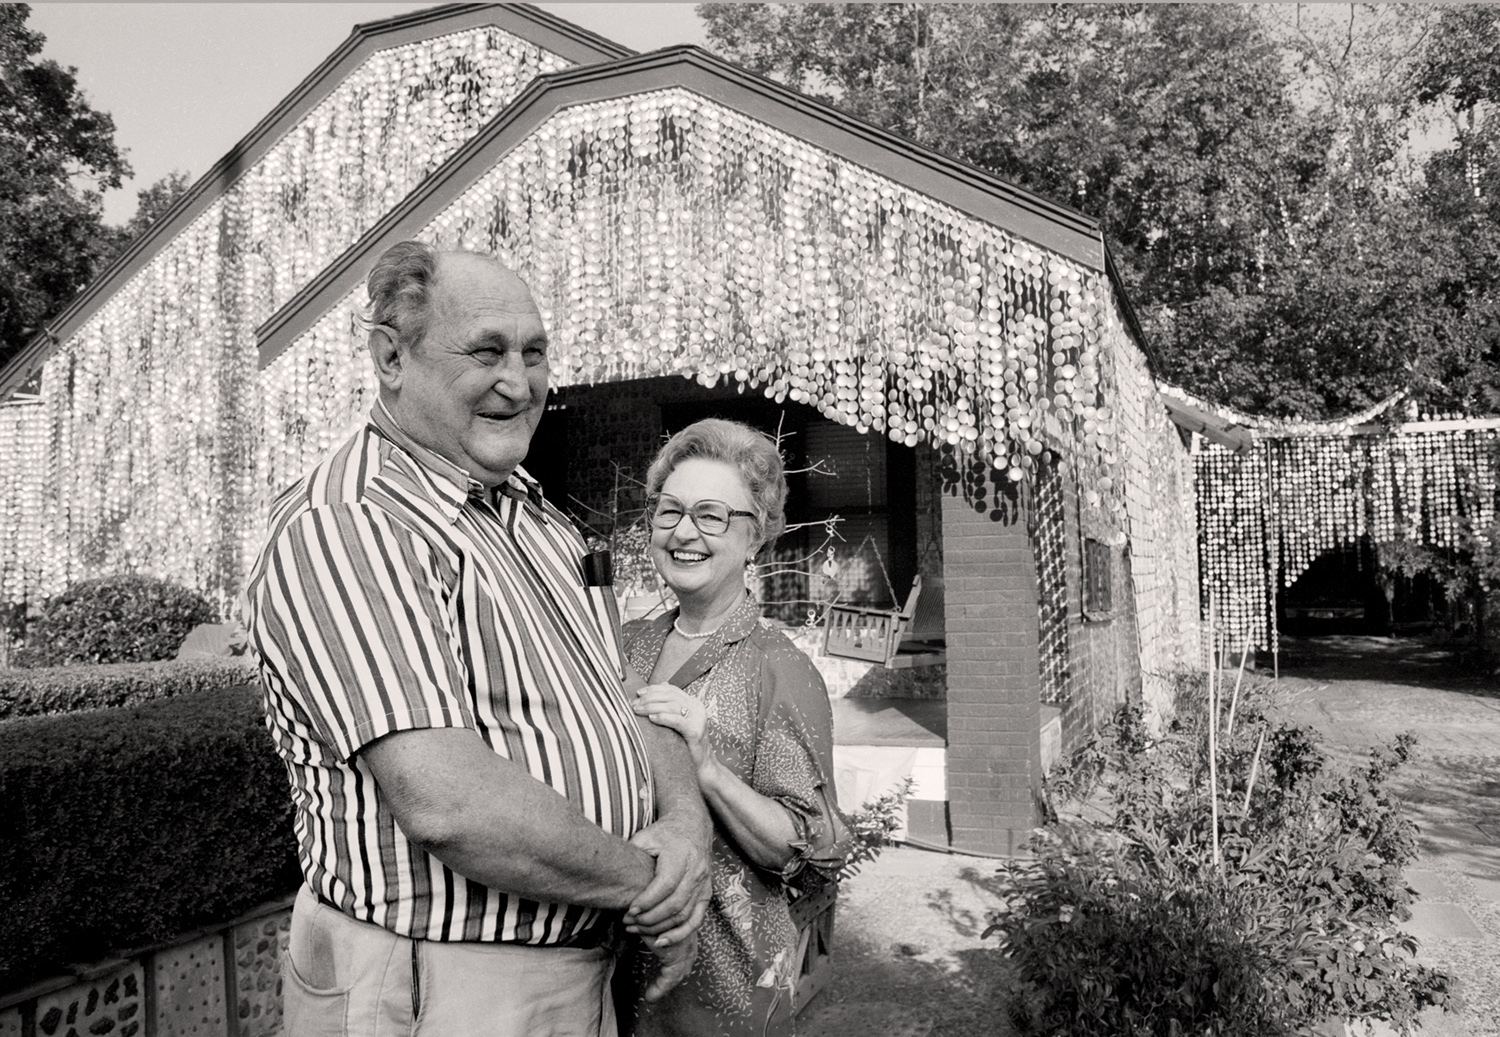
[0,3,630,401]
[258,45,1127,367]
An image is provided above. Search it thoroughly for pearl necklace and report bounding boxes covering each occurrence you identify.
[672,617,719,640]
[672,591,747,642]
[672,596,745,640]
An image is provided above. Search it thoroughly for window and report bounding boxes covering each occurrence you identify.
[1083,538,1112,616]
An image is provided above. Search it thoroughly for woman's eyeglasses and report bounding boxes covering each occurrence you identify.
[647,494,756,536]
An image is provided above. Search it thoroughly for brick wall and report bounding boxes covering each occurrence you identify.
[1056,461,1132,747]
[1038,301,1203,748]
[938,449,1043,855]
[1109,307,1203,722]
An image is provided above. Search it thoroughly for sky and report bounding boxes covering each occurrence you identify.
[25,3,711,224]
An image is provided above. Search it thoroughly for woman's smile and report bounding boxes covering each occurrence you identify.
[649,458,761,614]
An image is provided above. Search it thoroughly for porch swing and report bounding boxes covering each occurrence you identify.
[821,533,946,670]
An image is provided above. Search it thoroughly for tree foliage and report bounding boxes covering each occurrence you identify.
[0,3,130,374]
[1411,5,1500,414]
[700,3,1500,419]
[93,169,193,269]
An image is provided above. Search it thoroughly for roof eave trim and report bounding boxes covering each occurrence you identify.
[257,45,1109,368]
[1104,245,1164,377]
[1161,395,1253,455]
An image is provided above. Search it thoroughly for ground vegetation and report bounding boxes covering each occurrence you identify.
[988,677,1455,1036]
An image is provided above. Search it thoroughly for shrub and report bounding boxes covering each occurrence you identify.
[993,686,1455,1037]
[13,574,217,668]
[837,776,915,880]
[0,657,255,721]
[994,841,1284,1035]
[0,684,300,988]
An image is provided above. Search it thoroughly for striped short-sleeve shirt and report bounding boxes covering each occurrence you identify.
[241,404,654,944]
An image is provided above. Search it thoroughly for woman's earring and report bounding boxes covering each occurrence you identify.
[744,559,758,594]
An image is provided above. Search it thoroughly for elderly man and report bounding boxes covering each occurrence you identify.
[242,241,711,1036]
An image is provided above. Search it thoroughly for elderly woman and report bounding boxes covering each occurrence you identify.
[622,417,849,1037]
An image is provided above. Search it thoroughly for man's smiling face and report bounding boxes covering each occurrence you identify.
[388,252,549,488]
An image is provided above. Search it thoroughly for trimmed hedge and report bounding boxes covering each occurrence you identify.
[0,657,257,721]
[0,684,300,989]
[14,574,217,667]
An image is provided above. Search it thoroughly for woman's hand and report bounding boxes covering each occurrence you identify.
[632,683,708,769]
[643,932,699,1002]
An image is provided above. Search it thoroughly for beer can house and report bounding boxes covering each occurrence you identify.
[0,4,1203,853]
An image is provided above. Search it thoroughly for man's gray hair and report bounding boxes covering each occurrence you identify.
[366,240,439,352]
[645,418,788,554]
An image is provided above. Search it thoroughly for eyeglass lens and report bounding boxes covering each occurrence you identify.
[651,495,732,535]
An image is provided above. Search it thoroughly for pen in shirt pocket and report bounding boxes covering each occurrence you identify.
[582,545,627,679]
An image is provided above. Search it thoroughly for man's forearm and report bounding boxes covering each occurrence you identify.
[638,718,711,837]
[363,727,656,910]
[623,718,715,942]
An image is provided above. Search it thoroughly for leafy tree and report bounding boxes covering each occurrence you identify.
[122,168,191,238]
[1167,193,1475,416]
[1411,5,1500,413]
[1214,4,1498,417]
[702,4,1316,304]
[0,3,129,375]
[93,169,193,268]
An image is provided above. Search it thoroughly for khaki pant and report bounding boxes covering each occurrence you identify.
[283,886,618,1037]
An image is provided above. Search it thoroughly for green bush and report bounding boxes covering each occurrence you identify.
[990,687,1455,1037]
[995,845,1283,1035]
[0,684,300,989]
[13,574,218,668]
[838,776,915,880]
[0,657,255,721]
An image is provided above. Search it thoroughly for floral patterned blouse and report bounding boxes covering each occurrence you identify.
[622,597,850,1037]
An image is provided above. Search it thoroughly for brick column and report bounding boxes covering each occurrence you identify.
[941,460,1043,856]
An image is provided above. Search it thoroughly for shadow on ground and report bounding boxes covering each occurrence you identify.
[799,849,1021,1037]
[802,929,1017,1037]
[1278,634,1497,698]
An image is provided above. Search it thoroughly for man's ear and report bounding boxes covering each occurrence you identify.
[369,325,403,391]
